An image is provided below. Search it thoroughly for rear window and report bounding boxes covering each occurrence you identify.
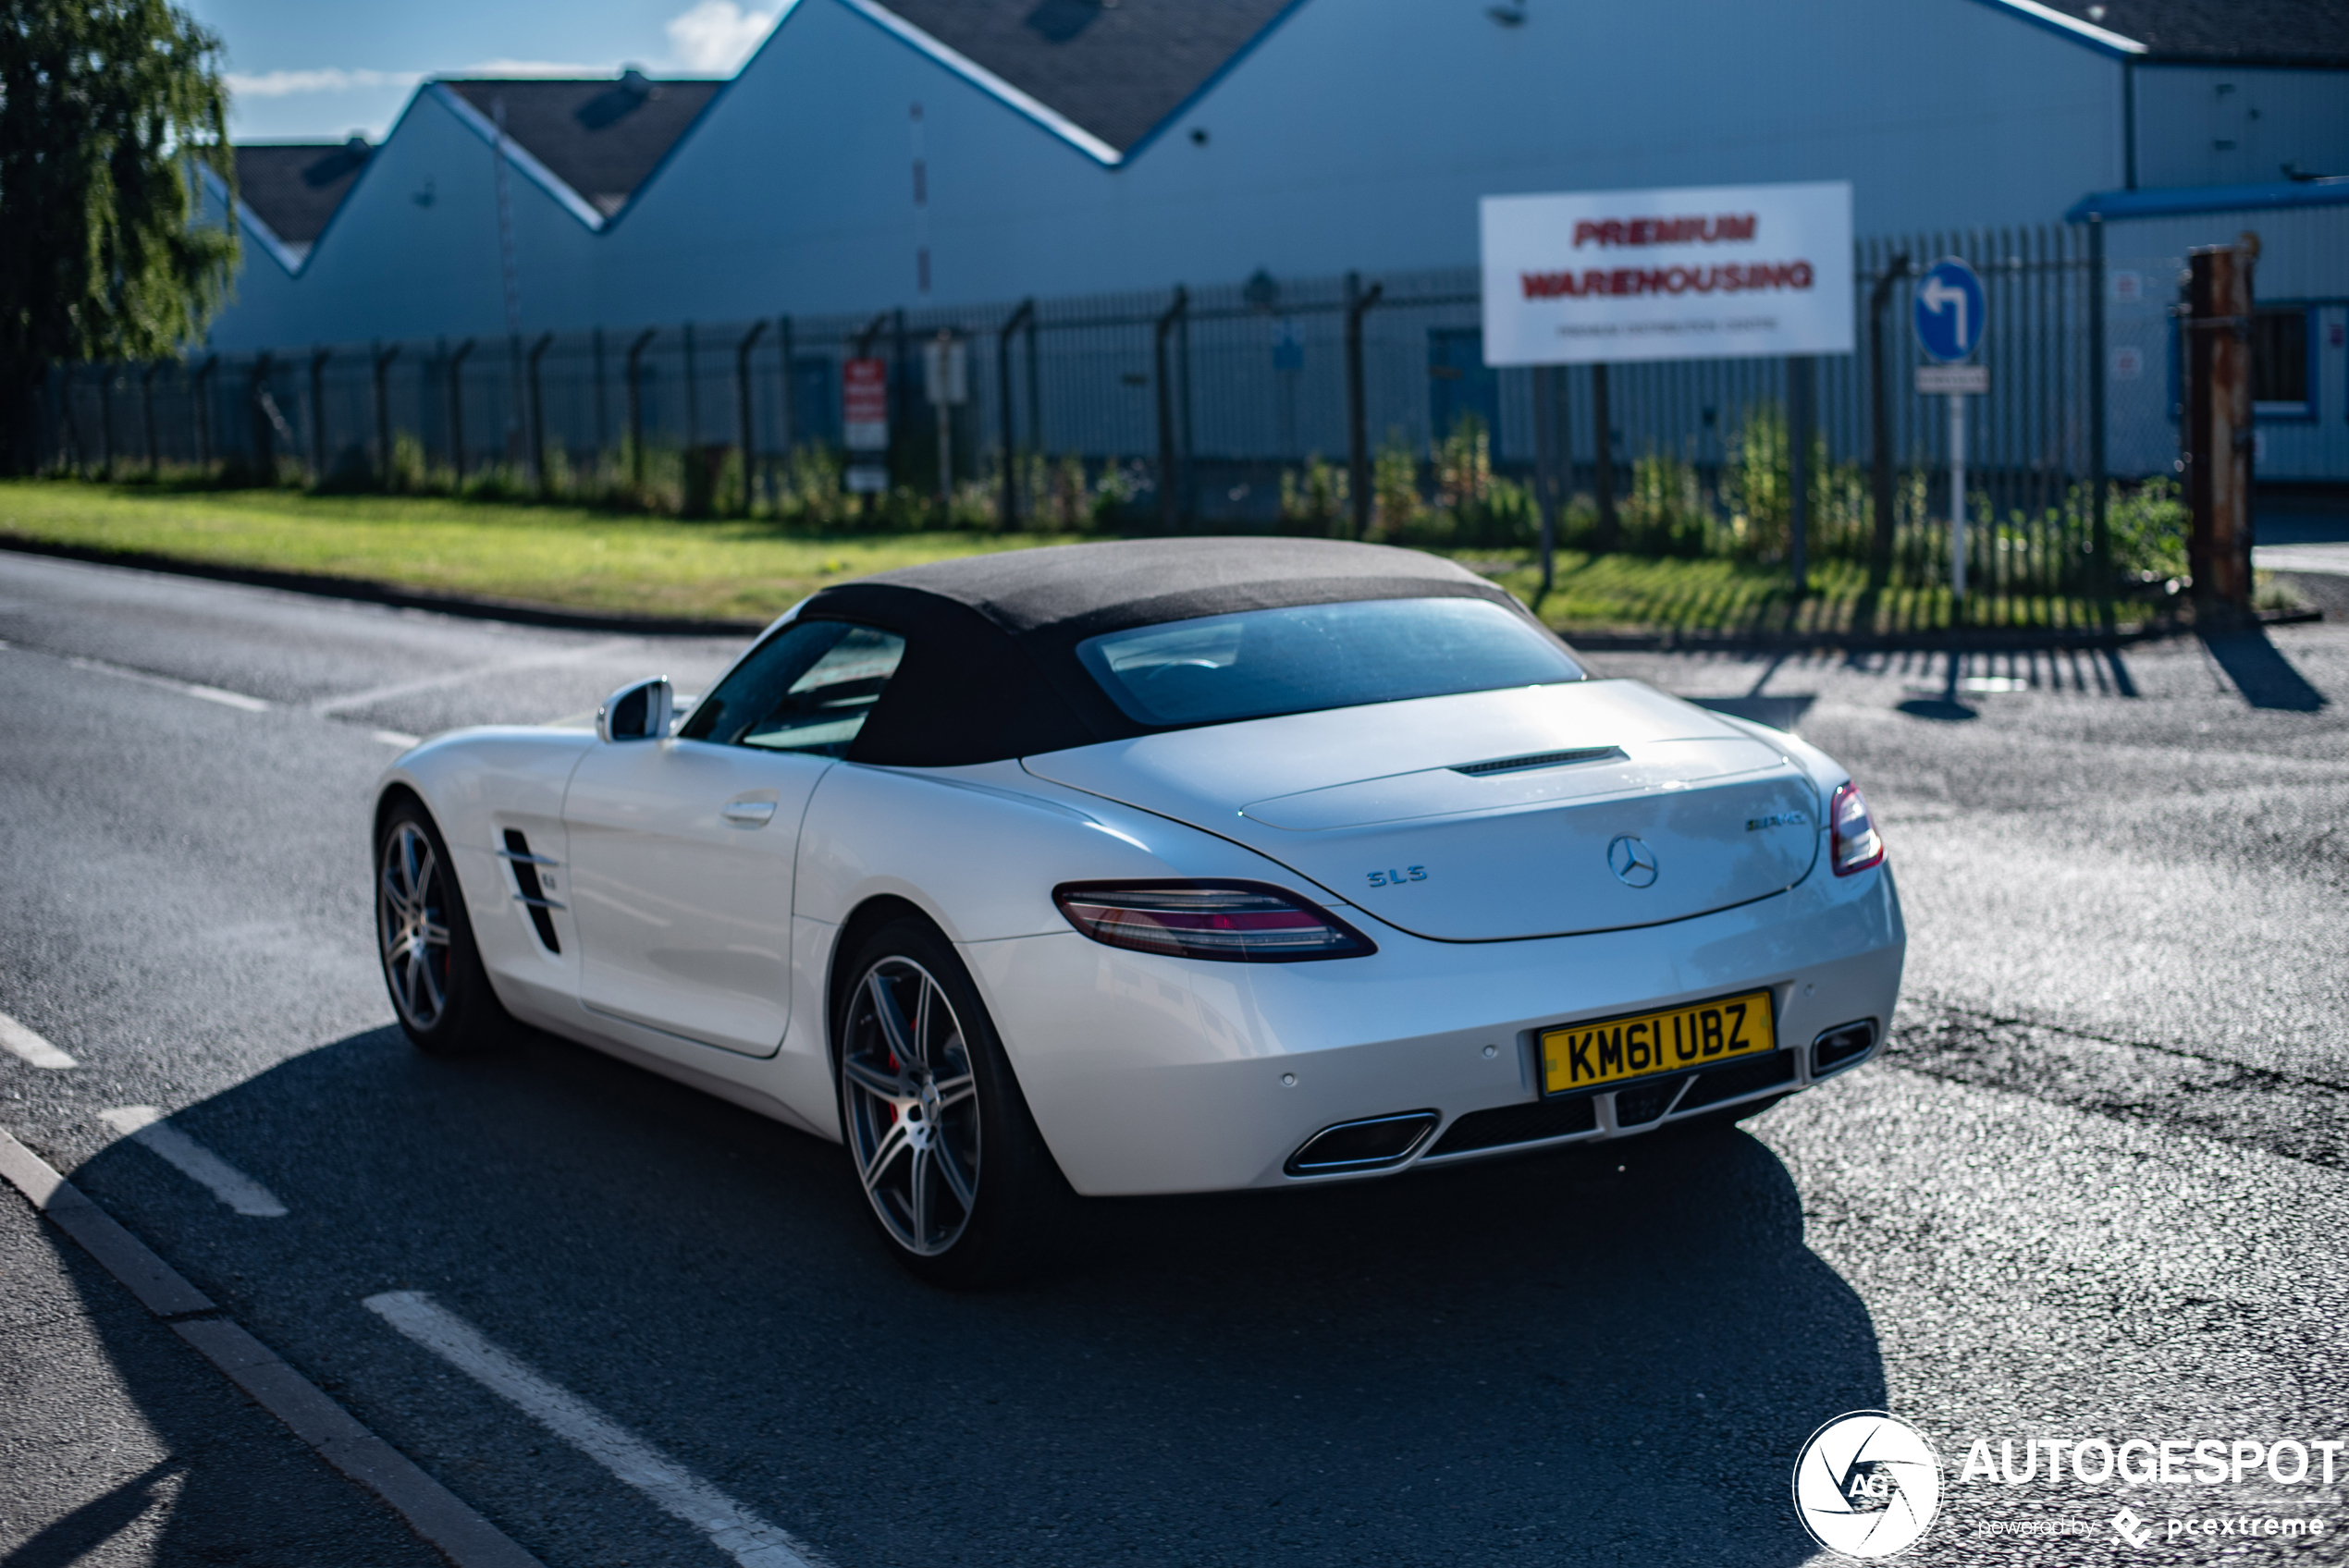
[1076,596,1582,729]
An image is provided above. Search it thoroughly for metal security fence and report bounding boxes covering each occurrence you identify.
[38,222,2173,602]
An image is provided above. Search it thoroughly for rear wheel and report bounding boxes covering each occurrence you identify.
[835,919,1064,1286]
[375,800,507,1056]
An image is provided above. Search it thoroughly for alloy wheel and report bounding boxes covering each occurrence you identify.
[378,821,453,1032]
[841,957,981,1257]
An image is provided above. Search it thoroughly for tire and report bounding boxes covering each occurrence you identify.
[375,799,509,1057]
[834,918,1067,1287]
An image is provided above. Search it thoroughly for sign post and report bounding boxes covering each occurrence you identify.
[1912,257,1987,601]
[923,331,967,505]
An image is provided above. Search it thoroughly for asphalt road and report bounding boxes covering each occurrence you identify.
[2,549,2344,1568]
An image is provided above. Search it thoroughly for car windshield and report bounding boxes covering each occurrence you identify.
[1076,596,1583,728]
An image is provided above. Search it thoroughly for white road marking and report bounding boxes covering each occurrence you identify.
[312,639,634,716]
[0,1131,542,1568]
[62,653,273,713]
[0,1010,76,1069]
[372,729,422,749]
[182,682,273,712]
[97,1106,288,1218]
[363,1292,820,1568]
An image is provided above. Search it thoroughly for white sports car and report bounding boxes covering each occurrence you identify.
[375,538,1902,1282]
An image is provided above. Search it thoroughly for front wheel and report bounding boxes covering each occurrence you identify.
[375,800,507,1056]
[835,919,1066,1286]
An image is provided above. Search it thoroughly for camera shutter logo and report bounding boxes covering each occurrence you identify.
[1792,1411,1942,1558]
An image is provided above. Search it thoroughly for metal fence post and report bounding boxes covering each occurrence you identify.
[309,347,330,482]
[528,332,555,496]
[1788,354,1814,596]
[141,363,161,474]
[1590,364,1617,553]
[2086,214,2109,619]
[734,320,767,515]
[776,314,795,462]
[683,321,699,451]
[1155,286,1188,533]
[1532,366,1559,594]
[98,365,116,477]
[1868,253,1912,589]
[193,355,215,472]
[1345,273,1384,541]
[592,327,608,459]
[625,328,657,490]
[998,298,1034,529]
[250,354,274,476]
[372,344,400,486]
[447,338,475,484]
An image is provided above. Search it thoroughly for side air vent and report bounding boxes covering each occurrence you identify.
[498,829,562,953]
[1451,745,1626,778]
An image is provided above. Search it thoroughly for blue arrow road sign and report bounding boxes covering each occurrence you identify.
[1913,257,1986,363]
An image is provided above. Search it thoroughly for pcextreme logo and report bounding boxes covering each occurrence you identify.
[1792,1411,1943,1558]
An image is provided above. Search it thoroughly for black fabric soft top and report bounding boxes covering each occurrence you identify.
[793,537,1547,767]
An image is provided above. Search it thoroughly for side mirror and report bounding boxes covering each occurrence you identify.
[597,678,673,743]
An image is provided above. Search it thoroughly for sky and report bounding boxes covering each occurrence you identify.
[180,0,794,142]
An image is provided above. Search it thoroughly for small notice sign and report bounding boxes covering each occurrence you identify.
[1915,363,1988,395]
[842,358,889,451]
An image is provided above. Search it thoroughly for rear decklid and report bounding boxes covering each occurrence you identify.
[1023,680,1820,941]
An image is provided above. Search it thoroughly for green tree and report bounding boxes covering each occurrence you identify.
[0,0,237,469]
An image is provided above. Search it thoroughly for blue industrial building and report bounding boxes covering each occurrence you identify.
[194,0,2349,480]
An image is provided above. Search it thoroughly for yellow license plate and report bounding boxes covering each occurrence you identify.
[1541,989,1777,1095]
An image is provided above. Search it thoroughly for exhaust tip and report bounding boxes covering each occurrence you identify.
[1285,1110,1439,1176]
[1812,1020,1879,1077]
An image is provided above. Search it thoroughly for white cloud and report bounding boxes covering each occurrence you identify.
[664,0,781,73]
[226,67,424,99]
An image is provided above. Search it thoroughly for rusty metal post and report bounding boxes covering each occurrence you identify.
[2182,233,2257,615]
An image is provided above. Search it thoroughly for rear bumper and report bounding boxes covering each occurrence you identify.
[963,863,1905,1196]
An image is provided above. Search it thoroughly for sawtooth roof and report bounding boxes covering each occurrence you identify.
[440,74,722,216]
[233,141,372,248]
[2030,0,2349,65]
[874,0,1298,155]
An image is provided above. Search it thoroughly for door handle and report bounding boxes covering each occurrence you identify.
[720,799,778,828]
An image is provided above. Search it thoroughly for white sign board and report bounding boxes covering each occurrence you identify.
[1915,363,1988,394]
[923,336,968,406]
[1480,181,1854,365]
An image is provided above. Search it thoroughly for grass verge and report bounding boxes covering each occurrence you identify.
[1,479,2172,638]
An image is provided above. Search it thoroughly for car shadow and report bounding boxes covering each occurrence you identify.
[2198,626,2328,712]
[61,1022,1883,1568]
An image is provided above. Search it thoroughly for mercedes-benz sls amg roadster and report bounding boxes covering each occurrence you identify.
[374,538,1902,1281]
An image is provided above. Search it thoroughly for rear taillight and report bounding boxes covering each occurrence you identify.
[1052,880,1376,962]
[1829,782,1886,876]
